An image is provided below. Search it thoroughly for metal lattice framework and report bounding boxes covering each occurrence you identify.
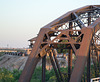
[19,5,100,82]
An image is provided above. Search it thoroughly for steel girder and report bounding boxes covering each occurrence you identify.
[19,5,100,82]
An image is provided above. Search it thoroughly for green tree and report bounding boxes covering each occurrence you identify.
[0,68,14,82]
[12,69,22,81]
[48,76,56,82]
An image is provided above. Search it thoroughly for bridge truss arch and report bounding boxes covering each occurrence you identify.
[19,5,100,82]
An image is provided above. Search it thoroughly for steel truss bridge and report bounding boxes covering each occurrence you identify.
[19,5,100,82]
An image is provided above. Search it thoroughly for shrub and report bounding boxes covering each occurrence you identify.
[0,68,14,82]
[12,69,22,81]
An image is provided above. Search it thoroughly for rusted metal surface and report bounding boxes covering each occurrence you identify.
[19,5,100,82]
[28,37,37,42]
[42,55,46,82]
[87,49,90,82]
[49,50,60,82]
[52,49,64,82]
[68,49,72,82]
[70,28,93,82]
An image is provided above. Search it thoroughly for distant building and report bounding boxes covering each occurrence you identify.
[0,49,17,52]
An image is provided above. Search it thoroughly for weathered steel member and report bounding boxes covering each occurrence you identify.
[68,49,72,82]
[52,49,64,82]
[42,55,46,82]
[87,49,90,82]
[19,5,100,82]
[49,50,60,82]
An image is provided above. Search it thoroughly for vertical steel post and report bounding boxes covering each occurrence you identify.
[97,51,99,63]
[87,12,91,82]
[42,55,46,82]
[88,12,91,26]
[68,20,73,82]
[87,49,90,82]
[68,49,72,82]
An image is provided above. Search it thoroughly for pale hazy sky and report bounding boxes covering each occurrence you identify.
[0,0,99,48]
